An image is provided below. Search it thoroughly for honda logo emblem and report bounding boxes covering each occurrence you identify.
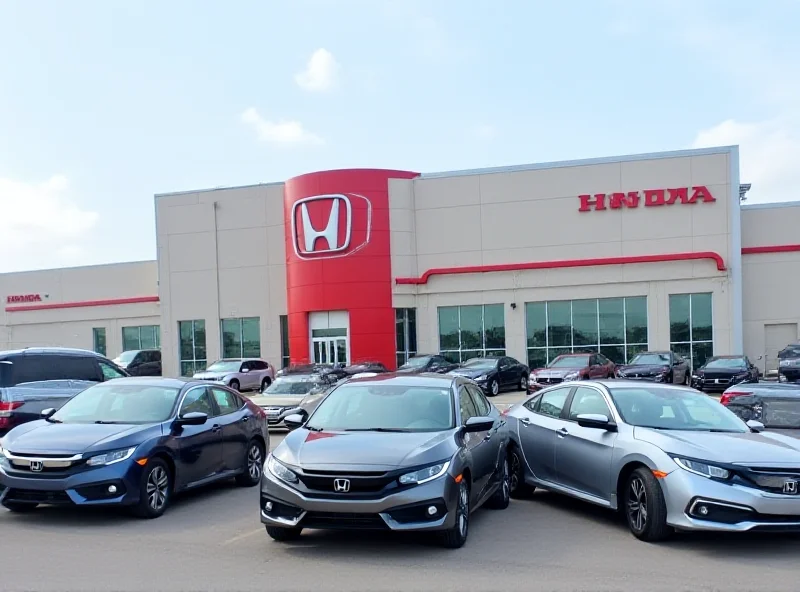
[291,193,371,260]
[333,478,351,493]
[783,480,798,494]
[29,460,43,472]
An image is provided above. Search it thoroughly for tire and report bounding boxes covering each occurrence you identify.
[624,467,672,542]
[261,377,271,391]
[3,501,39,513]
[683,372,689,386]
[519,374,528,391]
[438,480,470,549]
[266,525,303,542]
[236,440,265,487]
[229,379,240,392]
[488,379,500,397]
[485,456,510,510]
[509,446,535,499]
[132,458,172,519]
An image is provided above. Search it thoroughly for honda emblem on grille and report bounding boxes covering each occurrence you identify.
[29,460,43,472]
[783,480,798,494]
[333,478,351,493]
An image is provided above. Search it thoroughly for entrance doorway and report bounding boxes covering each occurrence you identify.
[312,334,348,365]
[309,311,350,366]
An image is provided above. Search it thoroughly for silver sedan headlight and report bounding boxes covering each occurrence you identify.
[267,454,299,484]
[674,457,730,479]
[399,461,450,485]
[563,371,580,381]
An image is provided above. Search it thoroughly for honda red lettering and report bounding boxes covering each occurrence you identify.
[579,186,716,212]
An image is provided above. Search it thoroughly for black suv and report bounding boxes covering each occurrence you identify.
[0,347,129,434]
[778,343,800,383]
[113,349,162,376]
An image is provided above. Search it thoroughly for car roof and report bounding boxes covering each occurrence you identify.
[0,347,106,358]
[707,355,746,360]
[555,353,592,358]
[104,376,193,388]
[343,372,456,388]
[582,379,694,391]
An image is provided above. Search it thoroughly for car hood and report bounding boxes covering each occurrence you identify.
[533,368,581,378]
[448,368,492,379]
[634,427,800,465]
[395,367,424,374]
[192,371,228,380]
[618,364,668,375]
[695,367,744,376]
[274,429,455,471]
[2,420,160,455]
[250,394,306,407]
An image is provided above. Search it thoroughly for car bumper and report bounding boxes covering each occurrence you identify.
[259,467,460,532]
[661,468,800,532]
[779,369,800,382]
[0,461,144,507]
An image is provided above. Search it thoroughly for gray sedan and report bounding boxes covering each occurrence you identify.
[505,380,800,541]
[260,373,510,548]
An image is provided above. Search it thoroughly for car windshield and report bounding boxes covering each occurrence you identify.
[205,360,242,373]
[630,353,671,365]
[400,356,430,369]
[462,358,497,369]
[264,375,322,395]
[549,355,589,368]
[51,383,181,424]
[116,351,139,364]
[704,358,746,370]
[306,384,455,432]
[608,386,748,433]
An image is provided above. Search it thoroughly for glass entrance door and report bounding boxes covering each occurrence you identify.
[312,337,348,365]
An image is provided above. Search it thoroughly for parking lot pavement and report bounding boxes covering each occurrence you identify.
[2,433,800,592]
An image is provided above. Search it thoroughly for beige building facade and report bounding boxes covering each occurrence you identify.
[3,146,799,377]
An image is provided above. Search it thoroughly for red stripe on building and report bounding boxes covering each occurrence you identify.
[395,252,727,286]
[741,244,800,255]
[5,296,159,313]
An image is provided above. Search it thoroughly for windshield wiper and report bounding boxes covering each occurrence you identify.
[342,427,411,433]
[45,417,62,424]
[94,420,122,424]
[305,425,323,432]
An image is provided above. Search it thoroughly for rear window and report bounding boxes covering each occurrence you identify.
[1,354,100,386]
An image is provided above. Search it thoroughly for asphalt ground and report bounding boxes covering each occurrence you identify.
[3,389,789,592]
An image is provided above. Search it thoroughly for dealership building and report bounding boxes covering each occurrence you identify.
[2,145,799,377]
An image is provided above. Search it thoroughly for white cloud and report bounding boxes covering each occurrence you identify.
[240,107,323,145]
[295,49,339,92]
[0,175,99,271]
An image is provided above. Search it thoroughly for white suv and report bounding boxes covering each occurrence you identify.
[192,358,276,392]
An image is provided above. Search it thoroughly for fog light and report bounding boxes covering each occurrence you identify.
[427,505,437,516]
[697,505,709,516]
[265,501,273,512]
[107,485,117,494]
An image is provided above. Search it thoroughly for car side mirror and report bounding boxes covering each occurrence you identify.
[41,408,56,419]
[463,416,494,433]
[576,413,617,431]
[284,414,306,430]
[176,412,208,426]
[746,420,765,433]
[241,368,250,373]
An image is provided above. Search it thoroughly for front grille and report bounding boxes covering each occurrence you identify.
[536,377,563,385]
[4,488,73,504]
[735,467,800,495]
[301,511,388,530]
[298,469,401,496]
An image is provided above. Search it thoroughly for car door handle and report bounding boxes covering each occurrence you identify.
[519,417,532,427]
[211,424,221,433]
[557,427,569,438]
[241,416,249,423]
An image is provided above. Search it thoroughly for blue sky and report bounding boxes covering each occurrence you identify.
[0,0,798,272]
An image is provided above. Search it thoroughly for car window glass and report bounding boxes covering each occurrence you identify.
[12,355,100,384]
[466,384,491,416]
[252,361,267,370]
[522,393,542,412]
[211,388,241,414]
[99,361,126,380]
[459,386,479,423]
[180,388,215,417]
[568,387,612,420]
[537,387,570,418]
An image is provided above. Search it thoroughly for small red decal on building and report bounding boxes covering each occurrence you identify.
[6,294,42,304]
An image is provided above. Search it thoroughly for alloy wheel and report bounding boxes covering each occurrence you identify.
[491,380,499,396]
[146,466,169,512]
[627,477,648,533]
[458,482,469,539]
[509,452,520,493]
[502,459,510,501]
[520,376,527,390]
[248,444,263,480]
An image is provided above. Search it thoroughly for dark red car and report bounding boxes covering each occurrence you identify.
[528,352,616,391]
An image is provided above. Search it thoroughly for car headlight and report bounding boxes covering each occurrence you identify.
[674,457,730,479]
[563,372,579,381]
[399,461,450,485]
[267,454,298,484]
[475,374,488,382]
[86,447,137,467]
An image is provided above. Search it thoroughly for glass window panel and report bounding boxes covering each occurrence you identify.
[193,320,206,361]
[598,298,624,344]
[122,327,140,351]
[572,299,598,347]
[672,342,691,364]
[221,319,241,358]
[625,297,648,344]
[625,343,649,363]
[93,328,107,357]
[692,341,714,370]
[547,347,572,364]
[395,309,406,352]
[396,353,406,368]
[483,304,505,350]
[180,361,195,377]
[408,308,417,352]
[600,345,625,365]
[547,301,572,348]
[441,351,460,364]
[525,302,547,348]
[179,322,194,360]
[438,307,459,350]
[691,293,713,342]
[459,305,483,350]
[669,294,690,343]
[140,326,157,350]
[461,349,483,363]
[242,317,261,358]
[527,348,547,370]
[279,315,290,367]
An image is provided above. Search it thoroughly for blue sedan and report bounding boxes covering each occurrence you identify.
[0,377,269,518]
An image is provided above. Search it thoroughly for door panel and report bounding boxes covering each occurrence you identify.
[175,387,223,487]
[211,388,249,472]
[458,386,493,498]
[516,386,572,482]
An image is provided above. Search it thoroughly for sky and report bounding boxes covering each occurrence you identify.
[0,0,798,273]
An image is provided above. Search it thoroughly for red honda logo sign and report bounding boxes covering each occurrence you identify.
[6,294,42,304]
[291,193,372,259]
[578,186,716,212]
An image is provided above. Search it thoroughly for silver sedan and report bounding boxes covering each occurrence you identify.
[504,380,800,541]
